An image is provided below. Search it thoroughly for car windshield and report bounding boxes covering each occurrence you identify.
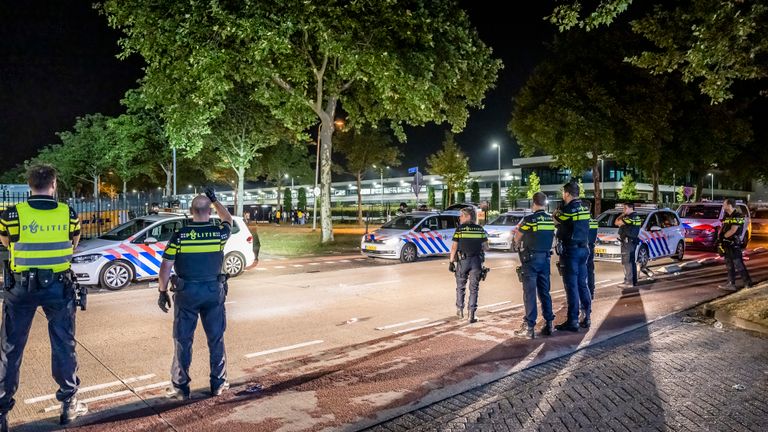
[99,218,155,241]
[488,215,523,226]
[678,205,721,219]
[382,215,425,230]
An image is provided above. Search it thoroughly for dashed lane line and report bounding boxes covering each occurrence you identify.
[478,301,512,310]
[25,374,156,404]
[393,320,447,335]
[375,318,430,331]
[244,340,325,359]
[42,381,171,413]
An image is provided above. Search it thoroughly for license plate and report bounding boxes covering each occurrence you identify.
[594,247,607,254]
[365,245,377,251]
[684,238,693,243]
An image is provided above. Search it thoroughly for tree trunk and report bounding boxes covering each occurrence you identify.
[356,172,363,225]
[320,117,335,243]
[92,175,99,201]
[592,156,601,215]
[695,174,704,202]
[235,166,245,217]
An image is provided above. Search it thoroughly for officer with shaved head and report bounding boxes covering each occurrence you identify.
[157,188,233,400]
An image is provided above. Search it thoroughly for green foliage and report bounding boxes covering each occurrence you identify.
[334,126,401,180]
[457,191,466,203]
[526,172,541,199]
[250,143,313,188]
[618,174,639,200]
[283,187,292,210]
[427,132,470,207]
[427,186,436,207]
[298,187,307,210]
[506,181,522,208]
[0,165,25,184]
[490,183,499,211]
[548,0,768,103]
[471,181,480,203]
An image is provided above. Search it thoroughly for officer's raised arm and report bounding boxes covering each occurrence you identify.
[205,188,232,226]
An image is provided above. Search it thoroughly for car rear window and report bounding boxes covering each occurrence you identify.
[489,215,523,226]
[99,218,155,241]
[678,205,721,219]
[597,212,648,228]
[382,215,425,230]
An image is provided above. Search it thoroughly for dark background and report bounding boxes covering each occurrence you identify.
[0,1,555,176]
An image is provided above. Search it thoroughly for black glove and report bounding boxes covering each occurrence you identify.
[158,291,171,313]
[205,187,217,203]
[448,261,456,273]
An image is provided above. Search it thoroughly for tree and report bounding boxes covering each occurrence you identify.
[283,187,292,212]
[506,181,522,209]
[334,126,401,224]
[490,183,499,212]
[427,186,436,208]
[441,187,448,210]
[618,174,639,200]
[526,172,541,199]
[250,142,313,208]
[102,0,502,243]
[427,132,470,207]
[471,181,480,203]
[55,114,115,201]
[0,165,26,185]
[676,186,686,205]
[548,0,768,104]
[457,191,466,203]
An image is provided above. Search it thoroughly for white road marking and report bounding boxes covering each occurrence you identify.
[244,340,324,359]
[602,281,623,288]
[325,261,337,264]
[308,262,320,266]
[478,301,512,310]
[255,268,267,271]
[489,265,515,270]
[355,258,366,261]
[26,374,156,404]
[224,301,236,305]
[42,381,171,413]
[340,259,351,263]
[274,266,286,269]
[393,320,446,335]
[292,264,304,268]
[375,318,430,331]
[595,279,611,285]
[489,303,524,313]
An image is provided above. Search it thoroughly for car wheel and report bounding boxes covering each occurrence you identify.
[100,261,133,291]
[637,245,650,268]
[673,241,685,261]
[223,252,245,277]
[400,243,418,263]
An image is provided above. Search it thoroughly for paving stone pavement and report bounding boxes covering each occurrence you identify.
[368,315,768,432]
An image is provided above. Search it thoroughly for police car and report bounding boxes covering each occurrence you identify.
[484,210,529,251]
[71,213,255,290]
[677,201,751,249]
[594,205,685,267]
[361,211,462,262]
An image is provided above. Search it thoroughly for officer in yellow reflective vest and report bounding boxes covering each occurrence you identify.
[717,199,753,291]
[0,165,87,430]
[449,207,488,323]
[157,189,232,400]
[615,202,643,288]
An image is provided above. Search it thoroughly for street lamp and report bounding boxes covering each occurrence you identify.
[492,142,501,210]
[708,173,714,200]
[372,165,389,209]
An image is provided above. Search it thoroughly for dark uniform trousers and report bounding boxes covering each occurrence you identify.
[522,252,554,327]
[586,245,596,299]
[0,280,79,412]
[171,279,227,394]
[621,239,639,286]
[562,246,590,326]
[724,244,752,286]
[455,255,482,312]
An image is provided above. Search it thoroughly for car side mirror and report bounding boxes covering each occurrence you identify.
[649,226,662,232]
[144,237,159,245]
[420,227,431,233]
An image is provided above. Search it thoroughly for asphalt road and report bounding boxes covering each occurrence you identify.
[4,240,765,429]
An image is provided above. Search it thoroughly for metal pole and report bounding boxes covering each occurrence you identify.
[312,124,321,231]
[600,159,605,199]
[711,174,714,200]
[380,169,384,209]
[172,147,177,200]
[497,146,501,211]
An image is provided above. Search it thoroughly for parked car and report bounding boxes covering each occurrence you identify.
[361,211,462,262]
[484,210,529,251]
[72,213,255,290]
[594,206,685,267]
[677,201,751,249]
[750,207,768,238]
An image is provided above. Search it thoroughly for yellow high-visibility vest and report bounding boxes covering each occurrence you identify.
[10,202,73,273]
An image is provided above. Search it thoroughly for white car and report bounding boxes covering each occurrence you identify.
[72,214,255,290]
[594,206,685,267]
[750,207,768,237]
[361,211,462,262]
[484,210,529,251]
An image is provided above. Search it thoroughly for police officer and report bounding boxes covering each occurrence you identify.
[512,192,555,338]
[615,203,642,288]
[584,201,598,299]
[0,165,87,430]
[449,207,488,323]
[717,199,753,291]
[157,188,232,400]
[553,180,591,332]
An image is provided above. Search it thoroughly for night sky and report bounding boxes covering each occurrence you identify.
[0,1,555,176]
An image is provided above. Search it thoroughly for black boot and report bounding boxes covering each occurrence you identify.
[0,412,8,432]
[456,308,464,319]
[60,398,88,425]
[555,321,580,332]
[468,309,478,323]
[541,321,554,336]
[513,322,535,339]
[579,317,591,329]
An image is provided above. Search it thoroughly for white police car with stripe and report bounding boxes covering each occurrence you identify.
[71,213,255,290]
[594,206,685,267]
[361,211,462,262]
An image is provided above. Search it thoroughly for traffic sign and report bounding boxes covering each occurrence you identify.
[408,167,418,174]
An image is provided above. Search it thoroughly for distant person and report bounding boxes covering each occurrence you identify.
[584,201,598,299]
[397,202,408,216]
[149,202,160,215]
[275,209,281,225]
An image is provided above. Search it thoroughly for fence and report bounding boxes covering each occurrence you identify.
[1,192,153,240]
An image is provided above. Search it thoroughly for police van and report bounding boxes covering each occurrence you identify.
[361,210,463,262]
[484,210,529,251]
[594,205,685,267]
[71,213,255,290]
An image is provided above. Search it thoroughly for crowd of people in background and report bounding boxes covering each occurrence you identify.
[268,208,306,225]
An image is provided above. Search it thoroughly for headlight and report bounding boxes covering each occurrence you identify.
[71,254,102,264]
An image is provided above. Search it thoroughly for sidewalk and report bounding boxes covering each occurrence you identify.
[370,313,768,432]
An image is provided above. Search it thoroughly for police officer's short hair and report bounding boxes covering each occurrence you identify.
[532,192,547,207]
[460,207,476,221]
[191,195,212,215]
[27,164,57,190]
[724,198,736,207]
[563,180,580,197]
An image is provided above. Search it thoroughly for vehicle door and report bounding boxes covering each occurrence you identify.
[437,215,459,253]
[413,216,445,255]
[737,204,751,243]
[659,211,684,255]
[130,219,183,276]
[642,213,667,259]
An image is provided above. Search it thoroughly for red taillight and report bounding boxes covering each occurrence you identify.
[246,236,253,244]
